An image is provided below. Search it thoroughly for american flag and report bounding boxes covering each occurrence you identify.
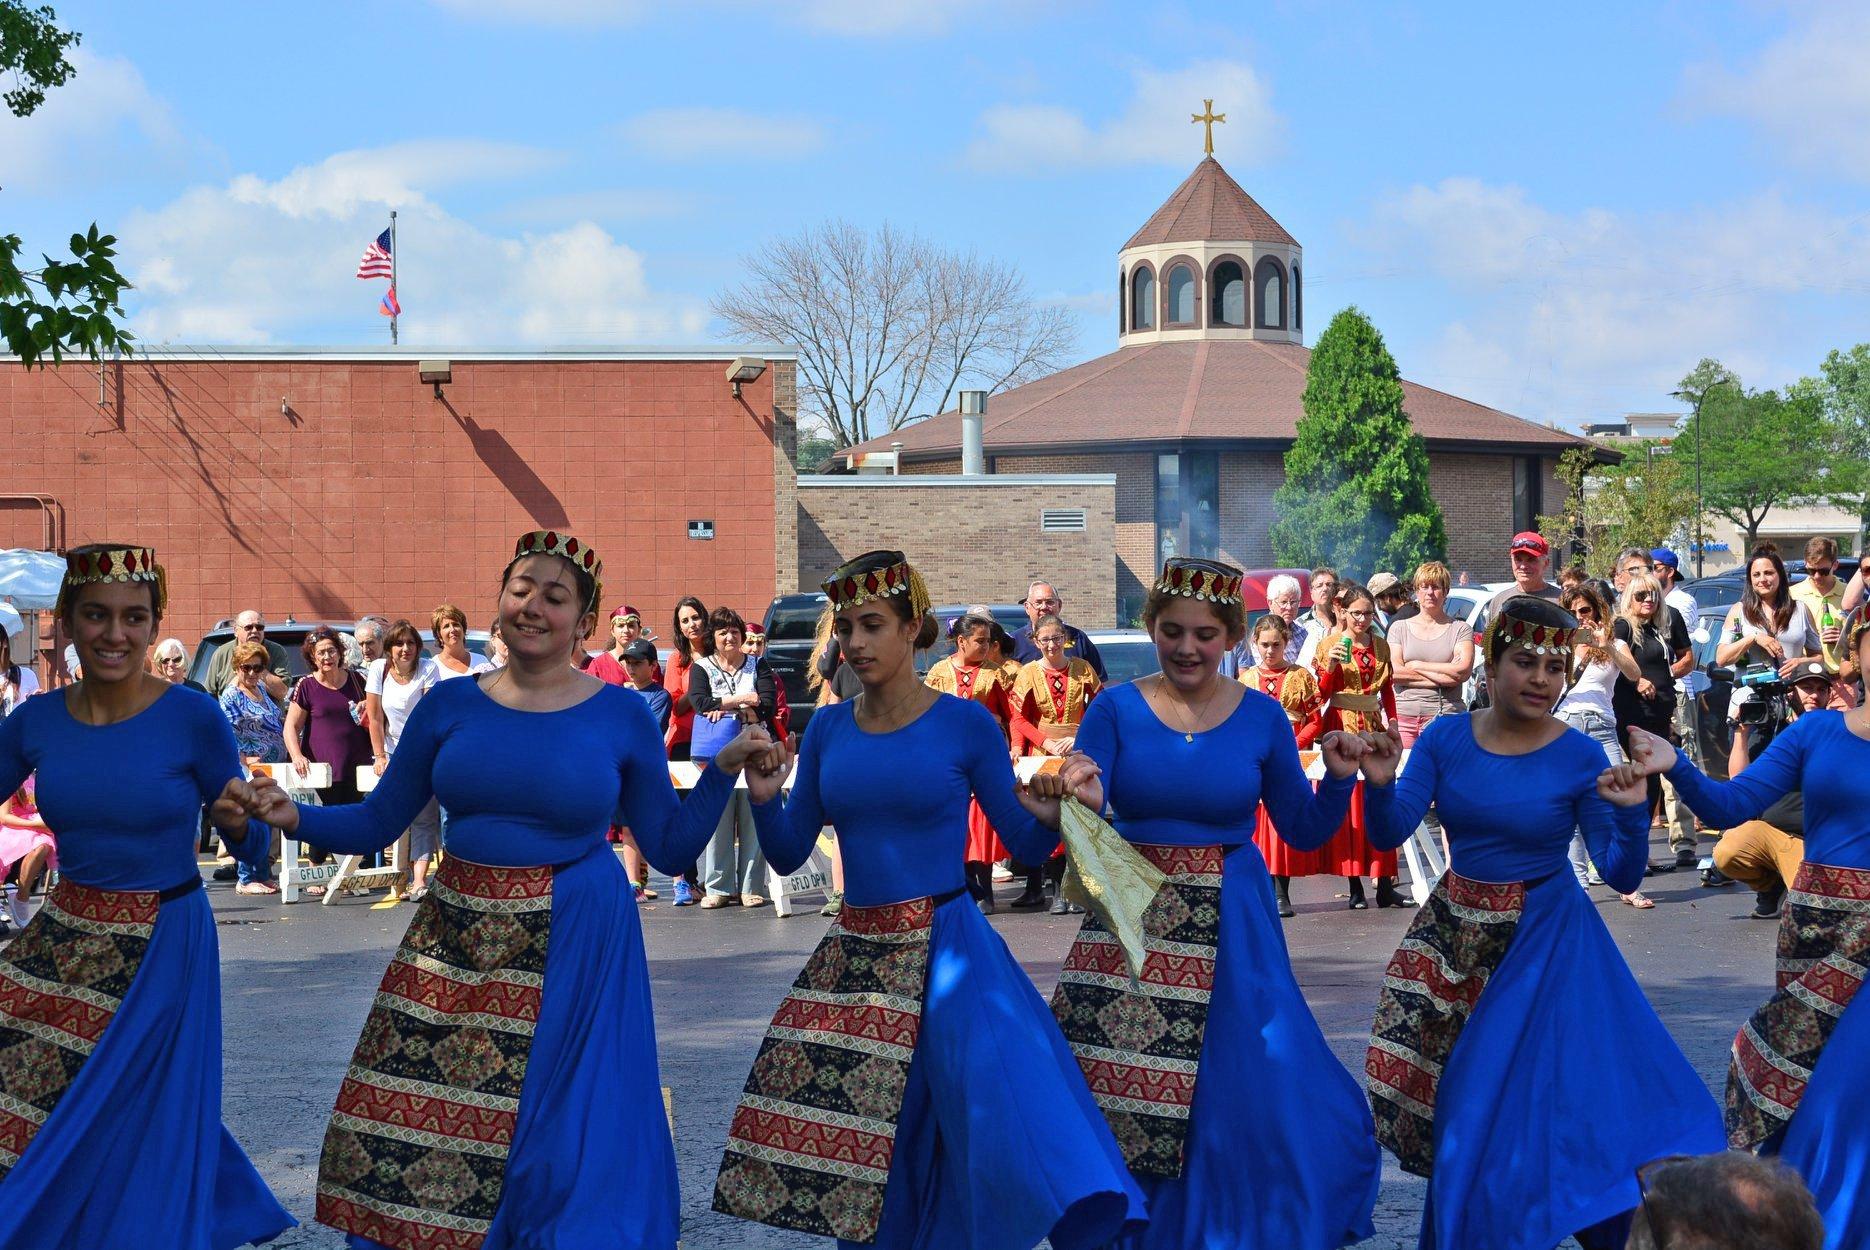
[355,229,393,279]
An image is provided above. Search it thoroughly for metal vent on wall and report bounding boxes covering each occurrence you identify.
[1040,508,1087,532]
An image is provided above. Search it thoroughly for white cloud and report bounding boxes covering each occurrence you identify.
[122,144,706,345]
[1357,177,1870,423]
[1682,6,1870,181]
[963,59,1281,173]
[0,50,199,191]
[616,107,825,161]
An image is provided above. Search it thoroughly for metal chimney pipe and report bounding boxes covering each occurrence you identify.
[959,390,987,475]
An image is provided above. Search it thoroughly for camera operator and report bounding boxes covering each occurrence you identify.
[1710,659,1851,918]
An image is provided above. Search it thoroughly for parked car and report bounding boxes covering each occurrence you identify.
[185,618,492,690]
[760,592,831,735]
[1086,629,1159,685]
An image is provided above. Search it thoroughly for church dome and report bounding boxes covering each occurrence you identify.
[1118,156,1302,347]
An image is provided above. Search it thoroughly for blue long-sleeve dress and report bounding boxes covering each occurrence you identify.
[1664,710,1870,1250]
[292,676,736,1250]
[1057,682,1379,1249]
[0,684,293,1249]
[1361,713,1724,1250]
[716,694,1146,1250]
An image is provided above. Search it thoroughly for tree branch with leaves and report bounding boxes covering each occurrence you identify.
[0,1,134,365]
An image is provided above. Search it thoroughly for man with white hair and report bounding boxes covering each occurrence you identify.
[1220,573,1306,677]
[1009,579,1107,681]
[203,610,289,699]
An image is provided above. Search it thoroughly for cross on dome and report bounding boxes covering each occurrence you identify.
[1191,99,1225,156]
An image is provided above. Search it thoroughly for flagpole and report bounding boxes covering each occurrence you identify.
[388,210,399,346]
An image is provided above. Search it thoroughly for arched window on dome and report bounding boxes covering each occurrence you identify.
[1131,266,1156,331]
[1165,263,1196,326]
[1118,270,1127,335]
[1255,256,1287,330]
[1292,264,1302,331]
[1209,260,1246,327]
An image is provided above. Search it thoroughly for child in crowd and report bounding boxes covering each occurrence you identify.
[0,777,55,928]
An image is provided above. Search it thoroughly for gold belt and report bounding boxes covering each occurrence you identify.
[1329,692,1380,714]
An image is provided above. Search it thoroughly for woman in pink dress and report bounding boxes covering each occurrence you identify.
[0,777,54,928]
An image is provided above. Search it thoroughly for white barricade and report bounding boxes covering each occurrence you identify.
[666,763,827,916]
[1299,749,1443,904]
[246,762,403,903]
[318,766,405,906]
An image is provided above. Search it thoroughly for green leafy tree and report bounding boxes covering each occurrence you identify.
[1672,365,1830,551]
[0,2,133,365]
[1539,443,1695,578]
[1270,306,1446,577]
[1806,343,1870,551]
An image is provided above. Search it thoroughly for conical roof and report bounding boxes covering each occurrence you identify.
[1122,156,1297,250]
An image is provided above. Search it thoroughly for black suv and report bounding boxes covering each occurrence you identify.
[761,593,831,735]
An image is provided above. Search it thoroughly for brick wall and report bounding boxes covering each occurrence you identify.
[0,352,790,648]
[1430,452,1518,582]
[993,454,1153,623]
[770,359,799,599]
[1218,451,1284,570]
[796,475,1118,624]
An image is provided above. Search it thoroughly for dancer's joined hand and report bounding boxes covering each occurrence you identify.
[744,738,795,806]
[1357,724,1405,786]
[1318,730,1370,779]
[1623,726,1678,776]
[1596,761,1649,807]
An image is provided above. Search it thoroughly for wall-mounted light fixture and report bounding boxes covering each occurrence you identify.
[725,356,766,399]
[419,359,452,400]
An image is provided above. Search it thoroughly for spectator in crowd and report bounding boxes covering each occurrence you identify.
[1237,614,1323,917]
[1627,1152,1824,1250]
[1612,546,1656,596]
[688,607,775,909]
[1790,536,1848,673]
[1843,561,1866,613]
[151,637,206,692]
[219,639,285,894]
[744,627,789,741]
[662,595,712,906]
[1558,582,1652,907]
[205,610,289,700]
[430,604,476,679]
[352,615,390,669]
[620,638,670,730]
[1369,572,1411,630]
[1616,548,1700,861]
[1717,544,1823,720]
[1486,532,1562,618]
[1295,567,1341,667]
[1011,580,1107,680]
[0,613,40,715]
[927,611,1017,913]
[485,617,508,668]
[586,610,659,901]
[285,626,373,893]
[1560,562,1619,613]
[804,607,851,917]
[1709,658,1836,919]
[1314,582,1406,908]
[364,620,442,901]
[1010,612,1102,912]
[1615,573,1692,855]
[0,777,53,927]
[1651,547,1707,853]
[1388,561,1474,748]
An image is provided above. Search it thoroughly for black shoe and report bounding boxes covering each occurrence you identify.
[1007,888,1045,910]
[1375,880,1415,909]
[1675,846,1698,869]
[1274,879,1295,919]
[1050,891,1073,915]
[1277,897,1295,918]
[211,864,237,881]
[1701,867,1736,888]
[1751,884,1786,919]
[1647,860,1676,874]
[1347,879,1368,910]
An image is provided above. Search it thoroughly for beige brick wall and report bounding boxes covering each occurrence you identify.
[797,476,1118,624]
[1431,452,1518,582]
[994,453,1154,623]
[1218,451,1285,570]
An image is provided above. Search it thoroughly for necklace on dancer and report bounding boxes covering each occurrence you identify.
[1157,675,1219,742]
[859,683,923,731]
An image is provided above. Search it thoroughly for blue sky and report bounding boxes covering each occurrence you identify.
[7,1,1869,430]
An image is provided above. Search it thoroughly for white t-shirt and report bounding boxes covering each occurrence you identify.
[1,666,39,717]
[1558,654,1618,722]
[1666,587,1706,697]
[365,657,440,752]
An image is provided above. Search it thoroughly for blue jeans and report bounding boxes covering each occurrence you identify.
[1559,706,1623,884]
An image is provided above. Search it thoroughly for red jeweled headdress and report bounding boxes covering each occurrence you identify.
[822,550,932,619]
[55,545,167,616]
[1153,558,1244,605]
[512,530,603,610]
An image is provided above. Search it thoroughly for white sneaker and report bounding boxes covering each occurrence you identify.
[7,894,31,929]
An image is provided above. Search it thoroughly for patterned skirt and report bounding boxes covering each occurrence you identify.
[1367,869,1723,1250]
[716,889,1145,1250]
[1729,861,1870,1147]
[1059,842,1378,1250]
[0,876,293,1248]
[318,845,680,1250]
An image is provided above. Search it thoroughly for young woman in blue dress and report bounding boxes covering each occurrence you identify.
[1354,594,1724,1250]
[713,549,1147,1250]
[1047,556,1382,1249]
[237,530,775,1250]
[0,543,292,1248]
[1625,614,1870,1250]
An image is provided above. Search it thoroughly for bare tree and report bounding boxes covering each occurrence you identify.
[713,220,1075,448]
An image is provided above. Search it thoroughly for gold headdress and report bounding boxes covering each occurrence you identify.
[1154,557,1244,604]
[822,550,932,620]
[512,530,603,611]
[1482,596,1580,679]
[55,545,168,617]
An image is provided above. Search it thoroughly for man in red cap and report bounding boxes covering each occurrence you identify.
[1486,532,1563,619]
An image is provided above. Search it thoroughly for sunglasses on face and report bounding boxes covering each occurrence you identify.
[158,656,185,666]
[238,664,263,673]
[1633,592,1656,602]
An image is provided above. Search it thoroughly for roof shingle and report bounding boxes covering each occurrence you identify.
[1122,157,1298,250]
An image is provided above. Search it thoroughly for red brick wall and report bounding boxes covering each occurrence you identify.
[0,353,791,646]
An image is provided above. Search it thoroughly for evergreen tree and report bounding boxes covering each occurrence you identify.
[1270,307,1445,577]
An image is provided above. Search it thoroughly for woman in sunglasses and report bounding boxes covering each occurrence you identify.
[1613,573,1684,833]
